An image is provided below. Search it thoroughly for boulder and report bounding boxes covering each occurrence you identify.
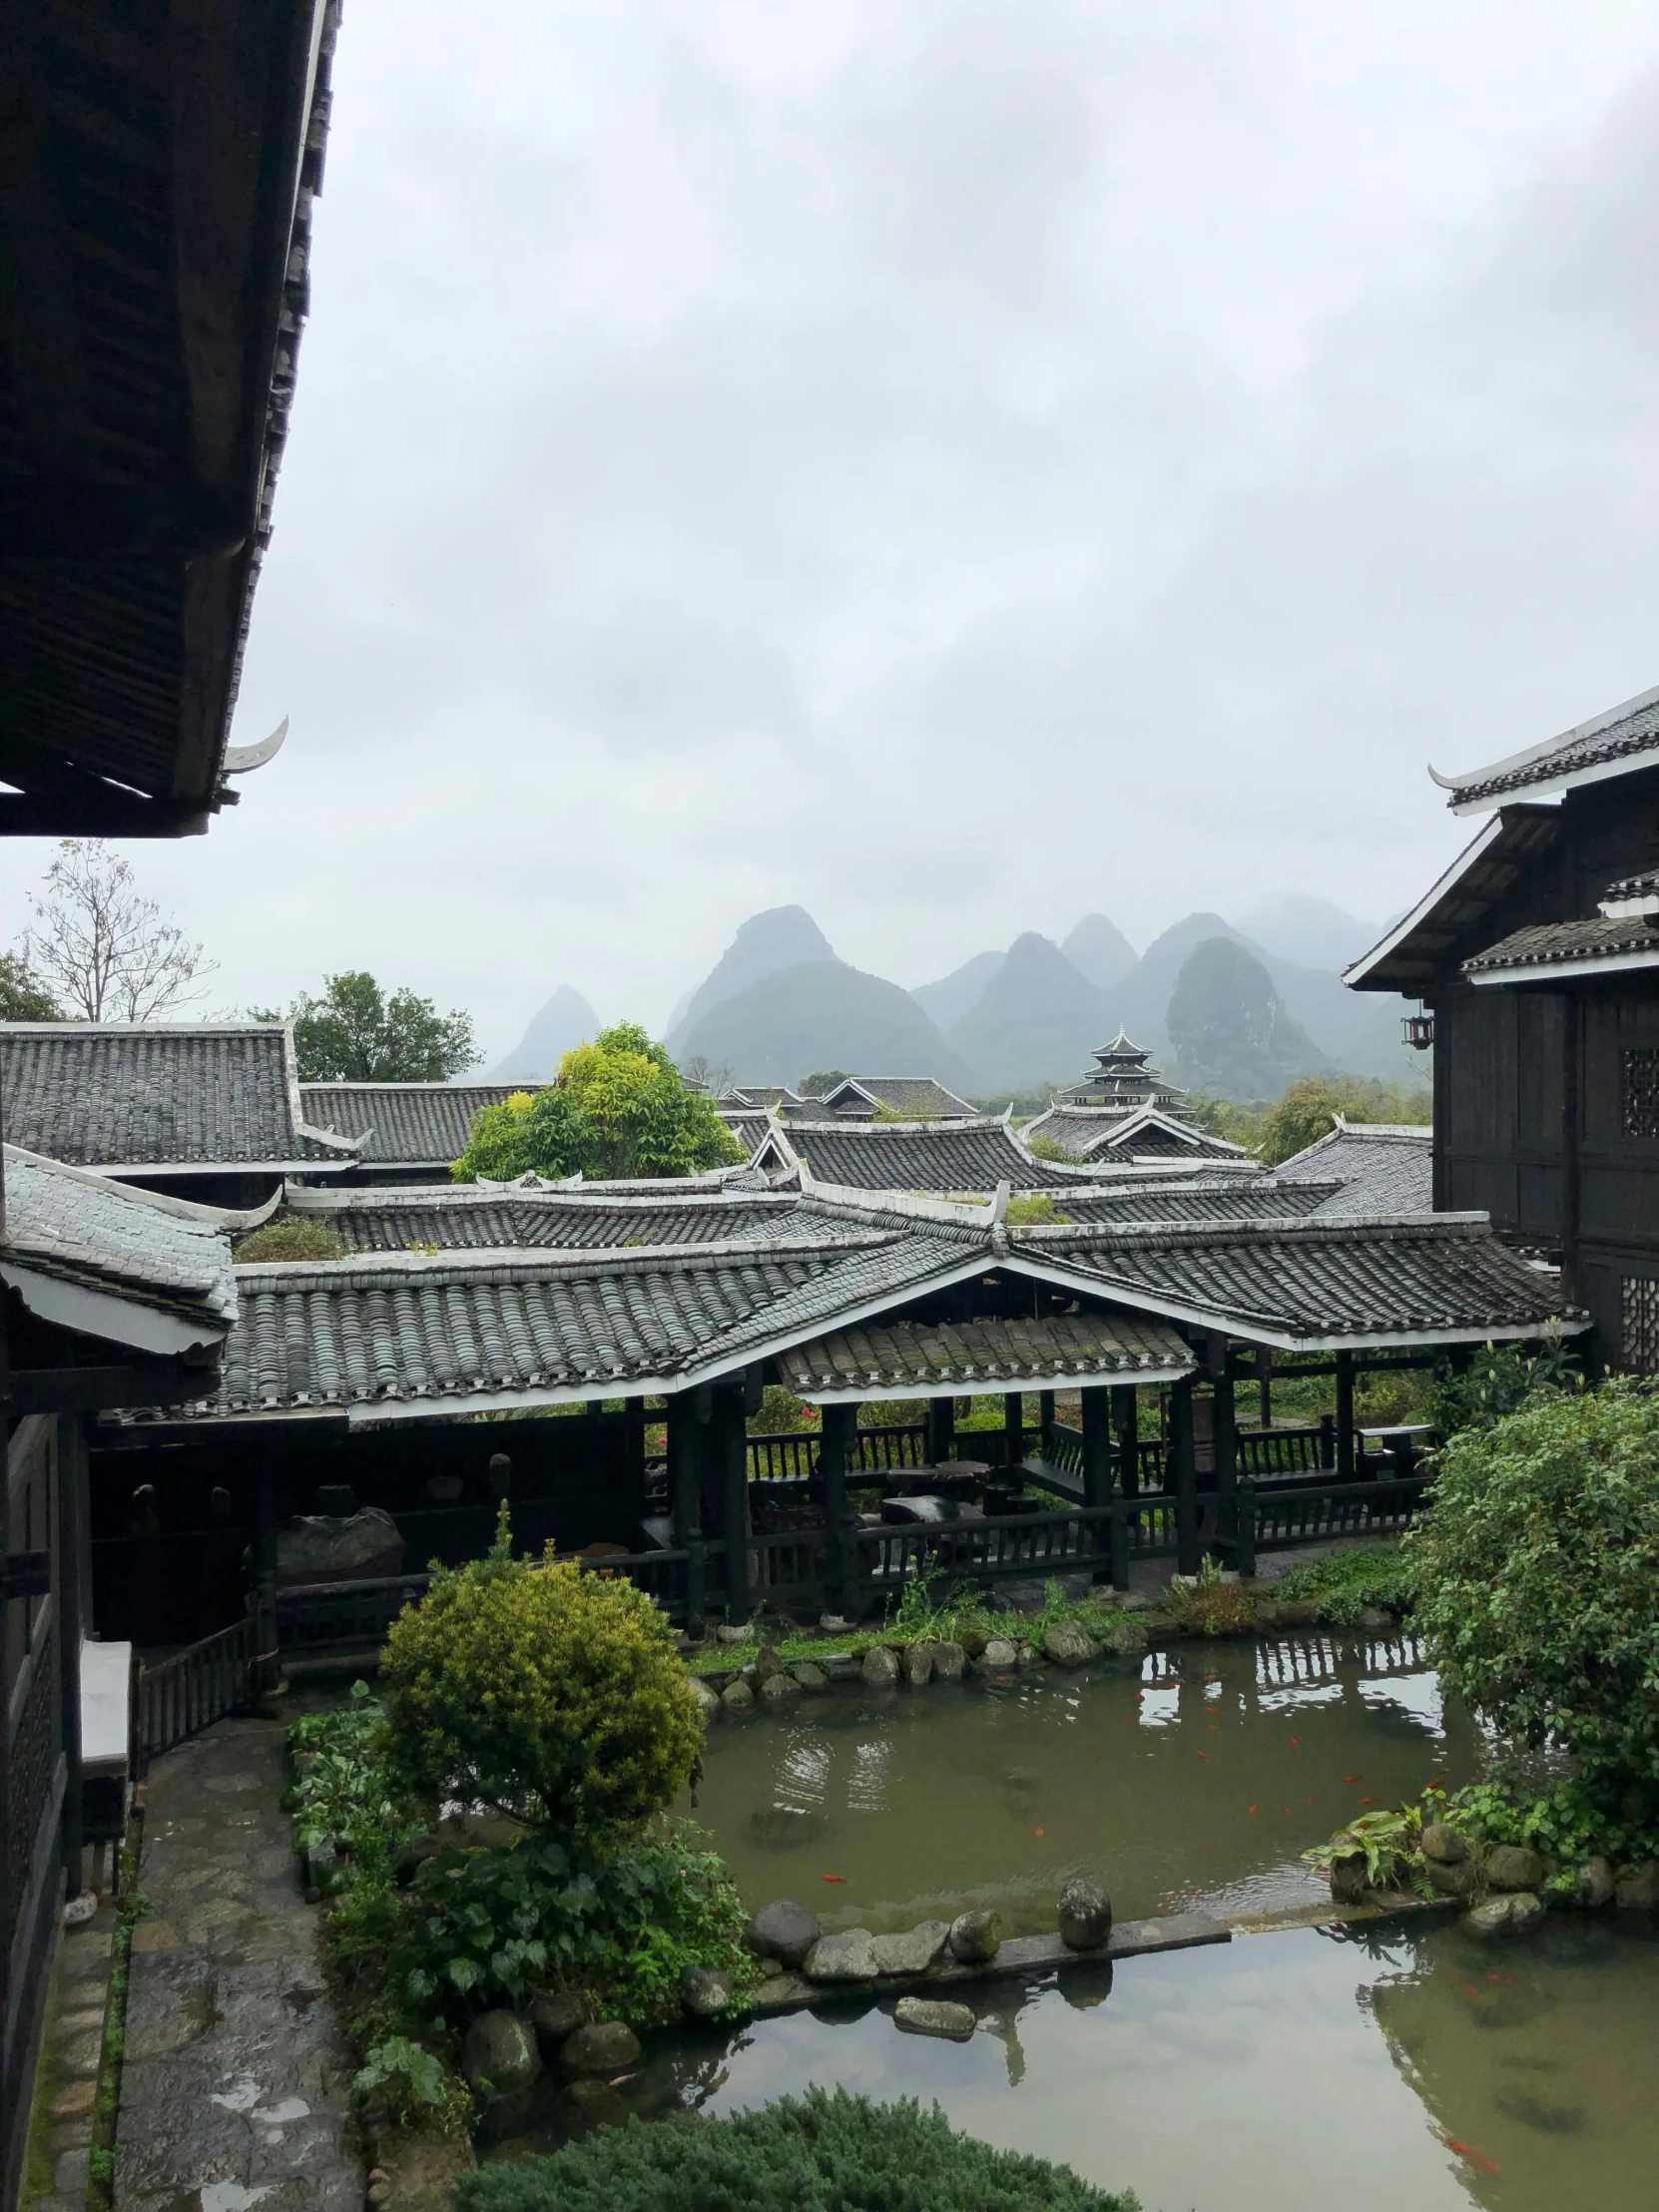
[1577,1856,1616,1909]
[1615,1860,1659,1909]
[1465,1892,1545,1938]
[820,1613,854,1634]
[461,2011,541,2096]
[861,1645,900,1687]
[721,1679,755,1713]
[980,1640,1018,1673]
[820,1653,862,1682]
[753,1971,809,2009]
[932,1641,966,1682]
[759,1671,801,1708]
[690,1678,721,1717]
[1419,1823,1466,1866]
[1485,1844,1545,1893]
[1425,1858,1477,1902]
[1042,1620,1099,1669]
[528,1988,589,2047]
[715,1623,754,1645]
[947,1910,1002,1963]
[869,1922,950,1975]
[894,1996,976,2041]
[679,1965,734,2019]
[1057,1879,1113,1951]
[1329,1847,1369,1906]
[745,1898,822,1967]
[558,2077,629,2132]
[793,1663,829,1692]
[804,1930,880,1982]
[755,1645,785,1683]
[903,1644,933,1688]
[560,2020,641,2075]
[276,1505,403,1587]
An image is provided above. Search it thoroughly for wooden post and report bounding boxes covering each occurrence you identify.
[666,1395,703,1548]
[1336,1352,1356,1482]
[1236,1479,1257,1580]
[718,1387,751,1625]
[820,1402,855,1614]
[926,1394,956,1466]
[252,1449,278,1695]
[1003,1391,1024,1472]
[58,1415,87,1896]
[1081,1388,1113,1585]
[1560,989,1581,1308]
[1038,1389,1056,1459]
[1319,1411,1336,1471]
[1213,1351,1238,1561]
[1256,1347,1272,1429]
[1111,1385,1139,1498]
[1110,1499,1130,1591]
[1170,1378,1200,1576]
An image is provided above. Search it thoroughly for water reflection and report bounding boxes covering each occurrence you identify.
[682,1631,1476,1931]
[478,1919,1659,2210]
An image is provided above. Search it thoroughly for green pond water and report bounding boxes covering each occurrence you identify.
[680,1629,1474,1930]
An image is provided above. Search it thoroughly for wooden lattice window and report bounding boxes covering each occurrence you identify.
[1623,1276,1659,1372]
[1623,1047,1659,1139]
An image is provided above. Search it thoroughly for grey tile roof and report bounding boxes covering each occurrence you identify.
[821,1076,977,1119]
[1346,808,1561,992]
[1435,684,1659,811]
[0,1024,358,1170]
[146,1229,963,1421]
[1600,869,1659,910]
[1010,1216,1571,1345]
[300,1083,537,1166]
[718,1109,775,1151]
[2,1147,237,1332]
[778,1312,1193,1396]
[1026,1106,1247,1163]
[1461,916,1659,978]
[1056,1181,1338,1226]
[299,1188,830,1255]
[1054,1031,1193,1114]
[1273,1124,1433,1218]
[785,1115,1108,1193]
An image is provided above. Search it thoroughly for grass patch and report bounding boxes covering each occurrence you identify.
[86,1863,146,2211]
[1272,1540,1414,1625]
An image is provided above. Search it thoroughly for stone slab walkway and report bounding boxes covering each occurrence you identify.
[118,1719,362,2212]
[22,1898,118,2212]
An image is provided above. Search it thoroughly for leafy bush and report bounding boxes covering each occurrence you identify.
[1430,1334,1580,1435]
[1256,1073,1430,1166]
[288,1682,420,1880]
[1303,1804,1430,1896]
[454,2087,1137,2212]
[1167,1569,1258,1637]
[1407,1381,1659,1782]
[1273,1541,1414,1625]
[1432,1775,1659,1894]
[391,1823,756,2033]
[354,2034,472,2135]
[1004,1193,1070,1224]
[454,1022,742,1182]
[235,1216,345,1264]
[381,1508,704,1846]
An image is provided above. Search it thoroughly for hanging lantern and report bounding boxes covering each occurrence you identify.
[1402,1008,1435,1050]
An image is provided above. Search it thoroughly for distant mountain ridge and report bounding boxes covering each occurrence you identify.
[489,984,602,1080]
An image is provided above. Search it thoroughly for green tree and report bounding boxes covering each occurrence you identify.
[381,1511,705,1848]
[1407,1381,1659,1785]
[0,951,61,1021]
[1257,1070,1430,1165]
[266,971,479,1081]
[453,1022,742,1181]
[799,1069,848,1097]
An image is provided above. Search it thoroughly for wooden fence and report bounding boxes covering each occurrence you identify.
[133,1615,256,1765]
[1232,1474,1433,1577]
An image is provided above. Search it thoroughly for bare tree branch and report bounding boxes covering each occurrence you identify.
[22,841,217,1022]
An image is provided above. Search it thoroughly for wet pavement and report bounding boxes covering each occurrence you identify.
[117,1720,362,2212]
[24,1898,118,2212]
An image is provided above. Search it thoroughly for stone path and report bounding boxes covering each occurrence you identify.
[117,1719,362,2212]
[23,1898,118,2212]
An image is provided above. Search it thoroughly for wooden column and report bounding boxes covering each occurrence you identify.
[820,1402,856,1612]
[718,1386,752,1625]
[1560,989,1581,1309]
[926,1394,956,1465]
[666,1394,703,1546]
[1111,1385,1139,1498]
[1256,1347,1273,1430]
[1336,1352,1356,1482]
[251,1448,278,1695]
[1003,1391,1024,1472]
[1170,1378,1200,1576]
[1037,1389,1056,1459]
[1212,1350,1238,1561]
[1080,1387,1113,1585]
[57,1415,86,1896]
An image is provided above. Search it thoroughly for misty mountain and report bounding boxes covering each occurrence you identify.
[488,984,601,1080]
[675,959,975,1094]
[1061,912,1139,991]
[946,932,1108,1096]
[1167,937,1327,1098]
[910,949,1004,1031]
[667,905,835,1053]
[1234,893,1380,972]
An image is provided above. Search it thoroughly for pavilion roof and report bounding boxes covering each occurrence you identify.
[300,1082,534,1167]
[1273,1122,1433,1218]
[0,1024,360,1173]
[2,1146,237,1355]
[1461,916,1659,985]
[778,1113,1139,1193]
[779,1312,1193,1399]
[1023,1103,1245,1163]
[1345,808,1560,993]
[1430,682,1659,815]
[1055,1180,1337,1226]
[815,1076,977,1120]
[287,1183,834,1255]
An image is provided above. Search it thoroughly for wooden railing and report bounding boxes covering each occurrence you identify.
[745,1422,930,1483]
[854,1504,1116,1598]
[134,1615,256,1765]
[1237,1423,1330,1477]
[276,1572,434,1655]
[1232,1474,1433,1577]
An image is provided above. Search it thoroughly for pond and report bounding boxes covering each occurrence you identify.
[680,1628,1476,1930]
[480,1914,1659,2210]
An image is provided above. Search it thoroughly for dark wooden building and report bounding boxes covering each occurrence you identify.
[1348,681,1659,1366]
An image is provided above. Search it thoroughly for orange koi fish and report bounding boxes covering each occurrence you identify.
[1248,1803,1259,1814]
[821,1873,848,1884]
[1344,1773,1362,1783]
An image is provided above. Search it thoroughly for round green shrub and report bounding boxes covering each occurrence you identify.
[381,1512,704,1847]
[1407,1380,1659,1781]
[453,2088,1136,2212]
[234,1216,344,1264]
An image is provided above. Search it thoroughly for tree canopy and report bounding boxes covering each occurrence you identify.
[453,1022,743,1181]
[0,952,61,1021]
[266,971,479,1082]
[1255,1071,1431,1164]
[22,839,214,1020]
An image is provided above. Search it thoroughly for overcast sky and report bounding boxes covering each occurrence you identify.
[10,0,1659,1061]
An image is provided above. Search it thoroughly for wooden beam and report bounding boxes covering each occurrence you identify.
[0,477,245,558]
[8,1365,221,1416]
[0,791,214,837]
